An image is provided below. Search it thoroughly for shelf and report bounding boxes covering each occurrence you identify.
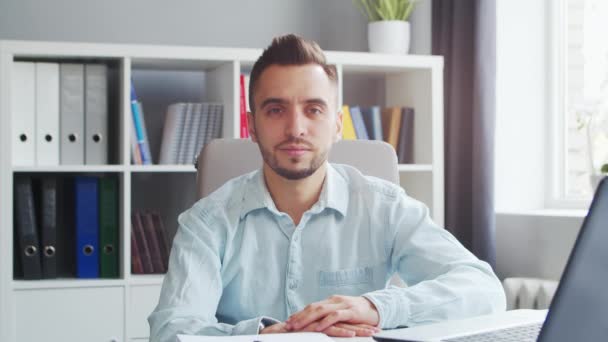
[0,39,444,342]
[129,274,165,286]
[12,278,125,290]
[12,165,125,173]
[129,164,197,173]
[398,164,433,172]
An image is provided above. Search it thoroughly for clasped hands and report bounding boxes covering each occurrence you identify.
[260,295,381,338]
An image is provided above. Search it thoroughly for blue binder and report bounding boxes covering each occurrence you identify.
[75,177,99,278]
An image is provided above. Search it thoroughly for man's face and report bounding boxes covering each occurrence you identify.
[248,64,342,180]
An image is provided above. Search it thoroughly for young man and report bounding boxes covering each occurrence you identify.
[149,35,506,341]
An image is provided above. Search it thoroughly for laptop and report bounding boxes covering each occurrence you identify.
[373,177,608,342]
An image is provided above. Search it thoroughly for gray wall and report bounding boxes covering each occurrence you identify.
[0,0,431,54]
[496,213,582,281]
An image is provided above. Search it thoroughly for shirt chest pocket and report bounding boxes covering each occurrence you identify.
[319,266,374,287]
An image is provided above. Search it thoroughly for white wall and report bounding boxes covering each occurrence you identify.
[495,0,548,212]
[495,0,582,280]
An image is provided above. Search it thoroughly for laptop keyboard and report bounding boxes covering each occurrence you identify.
[442,322,542,342]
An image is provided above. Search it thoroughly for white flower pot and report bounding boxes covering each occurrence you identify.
[368,20,411,54]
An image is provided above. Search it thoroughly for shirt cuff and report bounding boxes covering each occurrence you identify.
[232,316,281,335]
[363,287,411,329]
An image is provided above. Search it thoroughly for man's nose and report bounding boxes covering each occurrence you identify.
[285,110,306,137]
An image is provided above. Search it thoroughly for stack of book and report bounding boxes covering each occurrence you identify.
[13,175,119,280]
[342,105,415,164]
[12,62,110,166]
[131,211,170,274]
[157,102,224,165]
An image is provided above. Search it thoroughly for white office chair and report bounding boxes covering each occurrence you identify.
[196,138,399,198]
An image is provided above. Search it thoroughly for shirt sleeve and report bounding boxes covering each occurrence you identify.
[147,202,279,342]
[362,195,506,329]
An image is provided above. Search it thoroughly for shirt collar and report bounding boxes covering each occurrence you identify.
[239,163,349,219]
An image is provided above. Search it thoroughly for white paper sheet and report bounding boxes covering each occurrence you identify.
[177,332,335,342]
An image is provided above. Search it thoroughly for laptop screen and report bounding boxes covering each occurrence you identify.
[539,177,608,341]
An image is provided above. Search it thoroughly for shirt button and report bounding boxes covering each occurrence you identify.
[293,235,299,242]
[289,280,297,289]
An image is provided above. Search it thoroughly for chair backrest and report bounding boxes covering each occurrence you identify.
[196,139,399,198]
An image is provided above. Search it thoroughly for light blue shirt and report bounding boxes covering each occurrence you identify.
[149,164,506,342]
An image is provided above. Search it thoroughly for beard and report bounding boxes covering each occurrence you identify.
[258,138,327,180]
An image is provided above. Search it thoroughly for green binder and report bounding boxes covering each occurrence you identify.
[99,177,119,278]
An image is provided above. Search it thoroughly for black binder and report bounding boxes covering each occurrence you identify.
[14,176,42,280]
[38,177,58,278]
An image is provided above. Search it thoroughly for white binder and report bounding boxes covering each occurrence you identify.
[35,62,60,166]
[84,64,108,165]
[11,62,36,166]
[60,63,85,165]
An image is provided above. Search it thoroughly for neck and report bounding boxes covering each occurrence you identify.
[263,162,327,226]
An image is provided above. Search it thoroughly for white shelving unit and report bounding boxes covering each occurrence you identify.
[0,40,444,342]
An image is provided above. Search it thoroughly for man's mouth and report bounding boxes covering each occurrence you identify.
[279,145,311,157]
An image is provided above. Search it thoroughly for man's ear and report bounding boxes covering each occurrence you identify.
[247,112,257,142]
[334,109,343,142]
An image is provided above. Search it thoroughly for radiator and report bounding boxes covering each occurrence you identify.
[502,277,559,310]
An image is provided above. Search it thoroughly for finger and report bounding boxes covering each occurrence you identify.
[286,303,343,330]
[334,323,379,337]
[322,325,356,338]
[286,300,334,325]
[314,309,354,332]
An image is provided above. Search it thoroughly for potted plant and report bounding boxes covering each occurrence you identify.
[354,0,417,54]
[591,163,608,191]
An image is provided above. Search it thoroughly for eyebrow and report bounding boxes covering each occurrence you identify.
[260,97,329,108]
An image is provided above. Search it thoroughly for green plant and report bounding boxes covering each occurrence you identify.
[354,0,416,22]
[601,163,608,174]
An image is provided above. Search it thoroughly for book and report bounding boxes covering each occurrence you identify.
[397,107,415,164]
[361,106,383,141]
[183,103,203,165]
[132,212,154,274]
[130,114,143,165]
[239,74,249,138]
[176,103,194,164]
[341,105,357,140]
[210,103,223,143]
[130,82,152,164]
[151,212,170,271]
[381,107,403,152]
[192,103,209,165]
[131,231,144,274]
[136,102,153,164]
[159,103,187,164]
[349,106,369,140]
[142,212,166,273]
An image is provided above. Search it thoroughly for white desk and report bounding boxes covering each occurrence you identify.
[333,309,547,341]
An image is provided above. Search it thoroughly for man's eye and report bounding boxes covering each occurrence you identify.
[308,107,323,115]
[267,107,283,115]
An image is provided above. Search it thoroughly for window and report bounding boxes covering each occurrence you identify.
[551,0,608,207]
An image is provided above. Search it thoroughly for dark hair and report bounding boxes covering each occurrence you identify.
[248,34,338,112]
